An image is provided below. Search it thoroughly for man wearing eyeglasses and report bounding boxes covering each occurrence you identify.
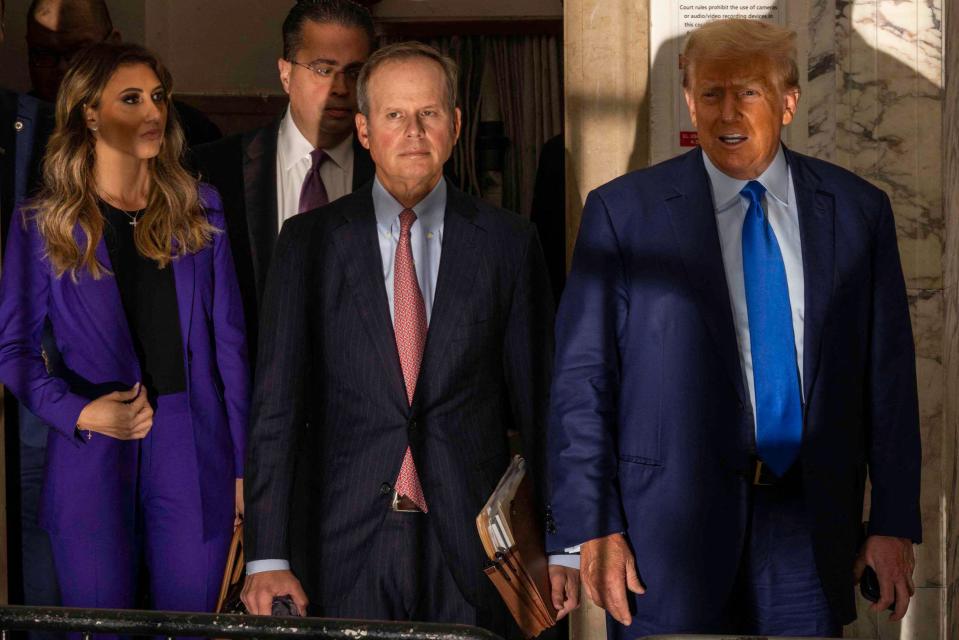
[193,0,375,364]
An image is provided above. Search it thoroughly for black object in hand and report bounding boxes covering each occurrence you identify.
[271,595,301,617]
[860,566,895,612]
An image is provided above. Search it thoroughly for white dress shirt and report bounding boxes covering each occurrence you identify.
[275,105,355,231]
[703,144,806,419]
[246,177,447,577]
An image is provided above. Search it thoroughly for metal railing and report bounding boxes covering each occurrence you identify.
[0,606,504,640]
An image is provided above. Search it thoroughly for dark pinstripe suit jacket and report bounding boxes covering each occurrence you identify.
[244,179,554,611]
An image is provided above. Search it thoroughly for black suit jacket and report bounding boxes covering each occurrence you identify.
[191,120,375,361]
[244,180,554,612]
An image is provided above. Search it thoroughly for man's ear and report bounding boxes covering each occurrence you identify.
[355,112,370,150]
[781,87,800,126]
[278,58,292,95]
[683,89,698,128]
[452,107,462,144]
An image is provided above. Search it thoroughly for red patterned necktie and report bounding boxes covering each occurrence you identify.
[392,208,428,511]
[297,149,329,213]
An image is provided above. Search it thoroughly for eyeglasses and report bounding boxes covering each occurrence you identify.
[288,59,362,82]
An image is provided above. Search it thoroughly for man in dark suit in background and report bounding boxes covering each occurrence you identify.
[547,18,920,637]
[193,0,375,361]
[25,0,222,147]
[1,0,60,616]
[241,41,578,632]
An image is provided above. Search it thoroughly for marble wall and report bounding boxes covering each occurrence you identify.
[942,0,958,637]
[808,0,947,637]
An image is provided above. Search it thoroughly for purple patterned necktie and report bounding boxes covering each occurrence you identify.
[298,148,329,213]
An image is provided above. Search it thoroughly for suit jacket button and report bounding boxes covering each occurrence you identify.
[380,482,392,496]
[408,419,418,433]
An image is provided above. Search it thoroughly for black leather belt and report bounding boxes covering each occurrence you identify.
[745,459,802,488]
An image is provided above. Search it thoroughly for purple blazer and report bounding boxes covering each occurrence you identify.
[0,183,249,540]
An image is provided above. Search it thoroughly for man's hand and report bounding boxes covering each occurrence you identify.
[241,569,309,616]
[580,533,644,626]
[547,565,580,620]
[77,383,153,440]
[853,535,915,621]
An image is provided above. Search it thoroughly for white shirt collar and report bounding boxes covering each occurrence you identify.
[702,144,790,212]
[277,105,354,172]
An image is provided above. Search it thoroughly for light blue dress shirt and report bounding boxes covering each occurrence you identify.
[372,176,446,324]
[703,145,806,422]
[246,177,446,576]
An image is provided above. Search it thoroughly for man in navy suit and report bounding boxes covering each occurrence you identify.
[547,18,921,637]
[242,41,578,631]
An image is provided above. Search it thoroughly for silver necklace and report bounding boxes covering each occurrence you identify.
[117,208,144,226]
[100,195,145,226]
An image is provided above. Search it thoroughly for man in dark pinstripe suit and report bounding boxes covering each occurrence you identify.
[241,42,579,631]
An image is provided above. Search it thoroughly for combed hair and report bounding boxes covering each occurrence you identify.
[282,0,374,60]
[29,41,215,280]
[357,41,458,118]
[682,19,799,93]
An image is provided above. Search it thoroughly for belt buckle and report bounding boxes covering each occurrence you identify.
[753,459,773,486]
[390,490,420,512]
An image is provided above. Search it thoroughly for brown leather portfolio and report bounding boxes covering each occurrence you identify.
[477,456,557,638]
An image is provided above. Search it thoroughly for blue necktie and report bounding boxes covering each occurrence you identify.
[740,180,802,476]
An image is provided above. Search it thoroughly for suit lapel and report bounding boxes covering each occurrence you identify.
[171,250,196,363]
[417,184,481,405]
[665,149,748,407]
[331,188,408,410]
[786,149,835,406]
[242,121,280,301]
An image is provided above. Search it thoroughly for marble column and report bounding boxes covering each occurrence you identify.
[942,0,959,637]
[807,1,946,637]
[563,1,650,635]
[563,0,649,262]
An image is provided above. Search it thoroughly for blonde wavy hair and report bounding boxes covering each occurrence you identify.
[29,41,215,280]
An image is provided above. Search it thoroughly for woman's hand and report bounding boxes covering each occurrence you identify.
[234,478,244,527]
[76,383,153,440]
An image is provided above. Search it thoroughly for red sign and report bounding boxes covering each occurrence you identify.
[680,131,699,147]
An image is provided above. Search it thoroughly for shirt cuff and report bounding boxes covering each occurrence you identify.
[548,553,580,569]
[246,559,290,575]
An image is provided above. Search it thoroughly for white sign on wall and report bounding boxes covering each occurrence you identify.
[649,1,790,164]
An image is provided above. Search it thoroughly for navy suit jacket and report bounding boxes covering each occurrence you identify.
[547,147,921,627]
[244,179,554,612]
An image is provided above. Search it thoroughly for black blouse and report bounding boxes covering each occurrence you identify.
[101,200,186,397]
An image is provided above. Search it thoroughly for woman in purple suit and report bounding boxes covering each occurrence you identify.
[0,42,248,615]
